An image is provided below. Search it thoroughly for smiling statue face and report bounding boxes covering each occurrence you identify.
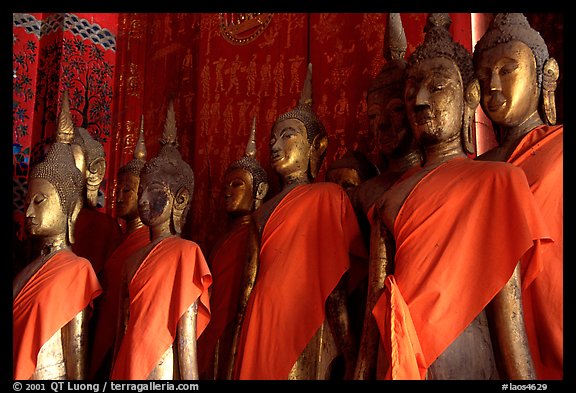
[223,167,254,216]
[475,40,539,128]
[269,118,311,180]
[405,57,464,147]
[368,87,411,157]
[25,178,67,238]
[138,172,173,229]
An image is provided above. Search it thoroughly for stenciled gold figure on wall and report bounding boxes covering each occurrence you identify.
[13,91,102,380]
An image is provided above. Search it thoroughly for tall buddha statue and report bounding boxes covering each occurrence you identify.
[473,13,563,379]
[197,117,269,380]
[366,13,552,380]
[110,100,212,380]
[70,104,123,276]
[13,92,102,380]
[226,63,367,380]
[89,117,150,379]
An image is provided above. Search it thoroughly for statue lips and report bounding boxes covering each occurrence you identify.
[487,92,506,113]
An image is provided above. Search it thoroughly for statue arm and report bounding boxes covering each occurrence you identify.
[354,209,394,380]
[225,218,260,379]
[62,308,88,380]
[325,276,357,380]
[177,300,199,380]
[488,263,536,379]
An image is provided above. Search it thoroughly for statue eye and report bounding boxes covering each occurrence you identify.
[34,194,46,204]
[500,62,519,76]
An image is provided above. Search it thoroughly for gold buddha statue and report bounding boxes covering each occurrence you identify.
[473,13,563,380]
[89,117,150,379]
[227,63,366,380]
[110,100,212,380]
[198,117,269,380]
[13,91,102,380]
[365,13,550,380]
[70,109,123,276]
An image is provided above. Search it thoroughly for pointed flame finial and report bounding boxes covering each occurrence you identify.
[245,116,257,158]
[161,99,178,146]
[298,63,313,107]
[384,13,407,61]
[57,90,75,144]
[134,115,147,160]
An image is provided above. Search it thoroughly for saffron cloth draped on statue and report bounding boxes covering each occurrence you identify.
[372,157,552,379]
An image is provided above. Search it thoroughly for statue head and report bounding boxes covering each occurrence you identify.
[270,63,328,184]
[473,13,558,126]
[116,116,147,222]
[69,96,107,208]
[139,100,194,235]
[26,93,84,246]
[224,117,269,217]
[368,14,416,159]
[405,13,480,153]
[325,150,379,192]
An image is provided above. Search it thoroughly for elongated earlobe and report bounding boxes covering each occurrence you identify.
[542,57,559,126]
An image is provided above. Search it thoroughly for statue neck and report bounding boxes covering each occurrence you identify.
[423,133,466,169]
[282,172,310,190]
[499,111,544,146]
[388,149,422,173]
[149,220,174,242]
[39,233,68,258]
[125,217,144,234]
[228,214,251,231]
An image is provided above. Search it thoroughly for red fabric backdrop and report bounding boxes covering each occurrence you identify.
[13,13,563,259]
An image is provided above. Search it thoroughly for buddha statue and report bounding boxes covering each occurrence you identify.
[70,107,123,276]
[110,100,212,380]
[89,117,150,379]
[226,63,366,380]
[351,13,424,380]
[325,150,378,193]
[197,117,269,380]
[13,92,102,380]
[366,13,551,380]
[473,13,563,380]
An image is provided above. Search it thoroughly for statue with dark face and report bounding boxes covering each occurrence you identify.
[111,101,212,380]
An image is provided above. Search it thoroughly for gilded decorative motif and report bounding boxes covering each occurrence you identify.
[219,13,273,45]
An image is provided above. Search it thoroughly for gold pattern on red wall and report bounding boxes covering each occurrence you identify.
[219,13,274,45]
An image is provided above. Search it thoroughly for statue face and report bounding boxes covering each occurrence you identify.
[223,167,254,216]
[405,57,464,147]
[269,118,310,179]
[116,172,141,220]
[24,178,67,238]
[138,173,173,228]
[475,40,539,127]
[367,87,411,156]
[71,144,87,181]
[325,167,362,192]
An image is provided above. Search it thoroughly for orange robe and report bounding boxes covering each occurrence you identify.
[13,249,102,380]
[508,125,563,379]
[89,225,150,378]
[73,208,124,275]
[110,236,212,380]
[371,157,552,379]
[197,224,250,378]
[234,182,365,379]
